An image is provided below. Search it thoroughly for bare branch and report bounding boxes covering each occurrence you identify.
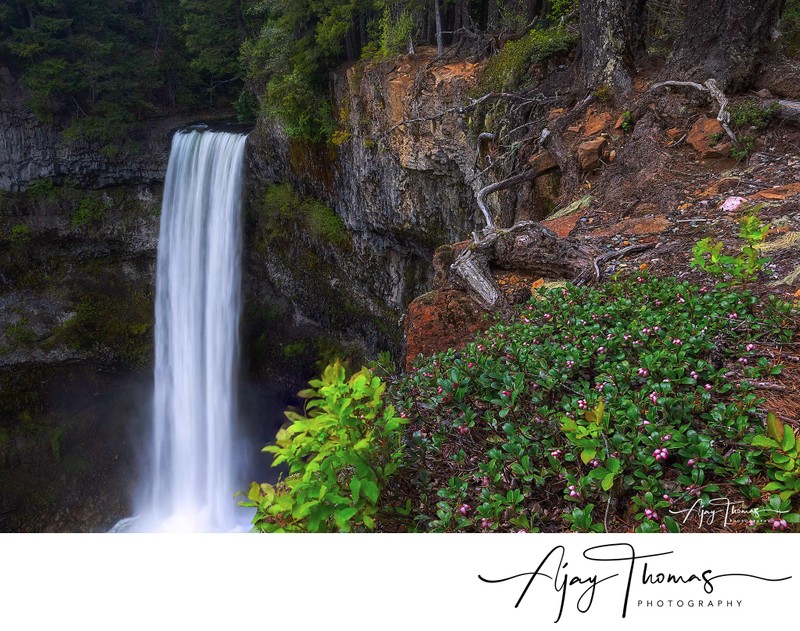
[476,168,537,229]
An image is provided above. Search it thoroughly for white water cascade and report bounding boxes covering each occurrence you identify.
[130,128,249,532]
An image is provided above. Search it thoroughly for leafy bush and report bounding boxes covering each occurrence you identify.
[258,184,350,249]
[379,9,415,57]
[394,276,797,533]
[691,204,770,284]
[71,197,107,228]
[242,362,408,532]
[477,27,578,94]
[730,99,780,130]
[9,223,31,243]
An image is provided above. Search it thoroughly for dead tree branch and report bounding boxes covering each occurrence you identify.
[475,168,537,229]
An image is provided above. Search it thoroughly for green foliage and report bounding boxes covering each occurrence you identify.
[691,205,770,284]
[71,197,106,228]
[730,135,756,162]
[9,223,32,243]
[242,362,408,532]
[730,99,780,130]
[477,26,577,94]
[620,110,633,132]
[396,275,796,532]
[1,0,252,146]
[783,0,800,55]
[379,9,414,58]
[258,183,350,249]
[4,318,37,346]
[595,84,613,103]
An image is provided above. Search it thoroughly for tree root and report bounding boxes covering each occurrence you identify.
[649,79,738,146]
[574,243,656,286]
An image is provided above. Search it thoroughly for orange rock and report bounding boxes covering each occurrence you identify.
[404,290,490,370]
[577,137,608,171]
[542,212,583,238]
[584,112,612,136]
[748,183,800,201]
[548,107,567,121]
[568,124,583,133]
[687,117,725,158]
[666,128,684,140]
[528,150,558,173]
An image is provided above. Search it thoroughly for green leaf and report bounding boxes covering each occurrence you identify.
[751,435,779,449]
[334,507,358,530]
[350,477,362,503]
[601,472,615,492]
[580,448,597,464]
[782,429,796,453]
[362,479,379,504]
[767,412,785,442]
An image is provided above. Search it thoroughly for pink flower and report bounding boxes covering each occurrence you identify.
[653,447,669,462]
[481,518,492,529]
[672,338,683,346]
[721,196,747,212]
[481,476,489,487]
[662,434,672,441]
[578,399,588,410]
[644,508,659,520]
[597,346,606,354]
[457,426,469,435]
[690,370,699,379]
[738,357,748,365]
[457,504,471,516]
[745,343,755,352]
[649,392,659,405]
[704,384,713,391]
[544,313,552,320]
[638,367,649,377]
[728,312,738,320]
[550,449,563,459]
[637,276,645,283]
[589,459,601,469]
[687,459,696,467]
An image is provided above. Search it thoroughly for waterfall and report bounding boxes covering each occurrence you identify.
[133,128,249,532]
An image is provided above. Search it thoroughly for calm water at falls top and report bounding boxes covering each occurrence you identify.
[119,129,251,532]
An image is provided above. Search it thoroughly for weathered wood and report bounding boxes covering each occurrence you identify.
[451,248,507,311]
[475,168,537,229]
[492,221,597,278]
[775,100,800,127]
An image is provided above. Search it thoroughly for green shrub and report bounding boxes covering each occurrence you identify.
[71,197,106,228]
[691,204,770,284]
[242,362,408,532]
[395,275,797,532]
[379,9,414,57]
[9,223,32,243]
[258,184,350,249]
[477,27,578,94]
[730,99,780,130]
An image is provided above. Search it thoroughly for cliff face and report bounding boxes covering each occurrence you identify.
[0,68,177,191]
[244,53,487,356]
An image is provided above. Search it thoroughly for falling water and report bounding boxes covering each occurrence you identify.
[130,128,249,532]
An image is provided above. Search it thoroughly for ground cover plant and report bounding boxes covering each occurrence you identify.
[392,275,800,533]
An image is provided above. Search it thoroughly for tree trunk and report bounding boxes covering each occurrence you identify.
[434,0,444,56]
[663,0,784,92]
[487,0,499,32]
[577,0,640,96]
